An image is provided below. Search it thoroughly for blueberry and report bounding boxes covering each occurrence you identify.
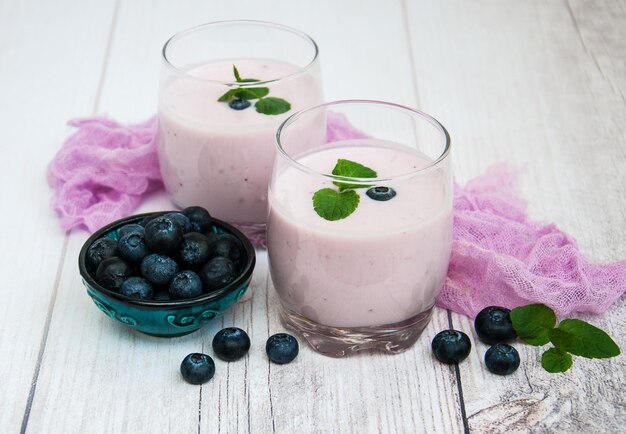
[120,276,154,299]
[95,257,132,291]
[228,98,251,110]
[485,343,520,375]
[144,216,183,253]
[431,330,472,364]
[140,254,179,287]
[266,333,299,364]
[200,257,237,291]
[139,215,157,227]
[366,186,397,201]
[177,232,211,270]
[164,212,192,233]
[117,223,144,238]
[474,306,517,345]
[169,270,203,299]
[118,232,148,263]
[180,353,215,385]
[86,237,118,272]
[210,233,245,268]
[212,327,251,361]
[153,290,172,301]
[183,206,212,233]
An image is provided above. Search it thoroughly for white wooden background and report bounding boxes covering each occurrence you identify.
[1,0,624,433]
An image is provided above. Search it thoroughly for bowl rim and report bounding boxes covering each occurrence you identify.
[79,211,256,308]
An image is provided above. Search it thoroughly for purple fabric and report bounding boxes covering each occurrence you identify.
[48,114,626,318]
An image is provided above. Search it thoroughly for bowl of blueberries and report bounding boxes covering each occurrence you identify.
[79,206,256,337]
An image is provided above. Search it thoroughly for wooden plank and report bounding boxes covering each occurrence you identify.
[28,0,464,433]
[0,0,117,432]
[404,0,626,432]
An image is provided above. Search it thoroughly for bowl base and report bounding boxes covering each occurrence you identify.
[280,306,434,358]
[140,330,199,338]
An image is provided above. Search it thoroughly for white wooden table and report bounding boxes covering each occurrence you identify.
[1,1,624,433]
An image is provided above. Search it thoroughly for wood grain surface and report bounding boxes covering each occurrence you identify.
[0,1,623,433]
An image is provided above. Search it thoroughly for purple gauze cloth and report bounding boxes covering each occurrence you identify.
[47,114,626,319]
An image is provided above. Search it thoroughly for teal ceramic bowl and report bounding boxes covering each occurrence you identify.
[79,212,256,338]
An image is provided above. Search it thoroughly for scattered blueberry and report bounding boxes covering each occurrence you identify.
[118,223,145,238]
[140,254,179,287]
[228,98,251,110]
[169,270,203,299]
[164,212,192,233]
[177,232,211,270]
[212,327,251,361]
[86,237,118,272]
[144,216,183,253]
[96,257,132,291]
[183,206,212,233]
[200,257,237,291]
[210,233,244,268]
[120,276,154,299]
[266,333,299,364]
[118,232,148,263]
[180,353,215,385]
[485,343,520,375]
[431,330,472,364]
[474,306,517,345]
[366,186,397,201]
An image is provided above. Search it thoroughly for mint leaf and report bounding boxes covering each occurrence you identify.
[331,159,377,191]
[313,188,359,221]
[218,88,239,102]
[234,87,269,100]
[217,87,269,102]
[255,97,291,115]
[541,347,573,373]
[510,303,556,346]
[233,65,242,82]
[548,319,621,359]
[233,65,260,83]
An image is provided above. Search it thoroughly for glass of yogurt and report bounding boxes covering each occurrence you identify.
[158,21,323,224]
[268,100,452,357]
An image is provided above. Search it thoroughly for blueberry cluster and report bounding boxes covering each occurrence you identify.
[431,305,520,375]
[180,328,299,385]
[86,206,245,301]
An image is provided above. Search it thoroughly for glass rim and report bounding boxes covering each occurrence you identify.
[275,100,451,183]
[161,20,320,86]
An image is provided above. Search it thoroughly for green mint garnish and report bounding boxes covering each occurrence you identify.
[217,87,269,102]
[312,159,378,221]
[510,303,621,373]
[509,303,555,346]
[548,319,621,358]
[332,159,377,191]
[541,347,573,373]
[217,65,291,115]
[233,65,243,82]
[312,188,360,221]
[255,97,291,116]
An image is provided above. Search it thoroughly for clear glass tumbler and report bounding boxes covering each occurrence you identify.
[158,20,323,224]
[267,100,452,357]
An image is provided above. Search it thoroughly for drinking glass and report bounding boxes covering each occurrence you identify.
[267,100,452,357]
[158,20,322,224]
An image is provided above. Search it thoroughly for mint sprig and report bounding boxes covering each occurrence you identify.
[312,159,378,221]
[313,188,360,221]
[217,65,291,115]
[332,159,377,191]
[510,303,621,373]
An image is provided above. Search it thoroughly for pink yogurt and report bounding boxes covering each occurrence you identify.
[158,58,323,223]
[267,140,453,328]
